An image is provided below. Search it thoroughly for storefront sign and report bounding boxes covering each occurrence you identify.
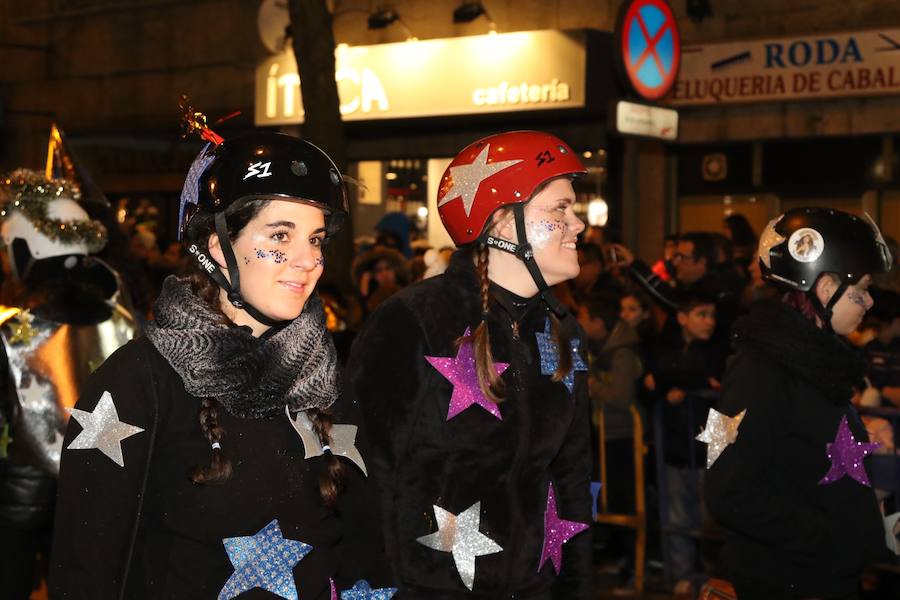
[618,0,681,101]
[669,28,900,106]
[256,30,587,125]
[614,100,678,140]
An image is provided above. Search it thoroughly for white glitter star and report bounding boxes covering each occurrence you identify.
[287,408,368,476]
[66,390,144,467]
[758,215,785,269]
[416,501,503,591]
[438,145,523,217]
[696,408,746,468]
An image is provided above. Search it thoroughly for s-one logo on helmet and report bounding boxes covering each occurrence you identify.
[244,161,273,180]
[188,244,217,274]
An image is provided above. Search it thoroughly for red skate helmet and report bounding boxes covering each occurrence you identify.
[437,131,586,246]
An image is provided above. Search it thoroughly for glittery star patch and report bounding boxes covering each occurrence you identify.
[339,579,398,600]
[696,408,746,468]
[66,390,144,467]
[425,328,509,420]
[416,501,503,591]
[539,482,589,574]
[535,318,587,393]
[437,144,523,217]
[218,519,312,600]
[818,415,880,487]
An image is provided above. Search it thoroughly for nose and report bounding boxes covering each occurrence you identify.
[290,241,319,271]
[568,210,585,237]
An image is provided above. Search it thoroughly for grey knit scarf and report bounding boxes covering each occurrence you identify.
[145,276,340,418]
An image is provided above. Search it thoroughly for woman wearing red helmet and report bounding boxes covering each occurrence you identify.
[347,131,593,598]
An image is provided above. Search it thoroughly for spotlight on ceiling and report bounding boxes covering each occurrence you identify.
[368,8,399,30]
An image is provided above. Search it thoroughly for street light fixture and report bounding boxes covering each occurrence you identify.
[452,2,496,31]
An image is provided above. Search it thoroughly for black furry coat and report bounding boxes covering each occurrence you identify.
[705,301,889,598]
[347,249,593,599]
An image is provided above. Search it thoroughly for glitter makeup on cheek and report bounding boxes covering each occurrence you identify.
[847,289,869,308]
[314,256,325,268]
[526,219,565,250]
[253,248,287,264]
[243,256,250,265]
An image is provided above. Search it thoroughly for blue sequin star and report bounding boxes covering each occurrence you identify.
[535,318,587,393]
[218,519,312,600]
[589,481,602,520]
[340,579,398,600]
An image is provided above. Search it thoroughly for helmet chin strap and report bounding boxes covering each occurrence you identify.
[808,279,849,334]
[483,203,568,318]
[207,212,290,328]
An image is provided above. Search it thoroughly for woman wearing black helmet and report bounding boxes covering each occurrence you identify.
[49,132,391,599]
[704,208,895,599]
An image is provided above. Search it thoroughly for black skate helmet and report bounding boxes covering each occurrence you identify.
[179,131,348,327]
[758,207,891,325]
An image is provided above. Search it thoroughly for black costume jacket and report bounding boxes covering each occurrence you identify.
[705,301,889,598]
[49,336,388,599]
[347,249,593,599]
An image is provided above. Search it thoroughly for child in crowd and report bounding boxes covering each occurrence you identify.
[645,290,726,593]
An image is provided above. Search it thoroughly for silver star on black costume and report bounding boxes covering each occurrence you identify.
[416,501,502,591]
[696,408,746,468]
[66,390,144,467]
[437,144,523,217]
[287,407,367,476]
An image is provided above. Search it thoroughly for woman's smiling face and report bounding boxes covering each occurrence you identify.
[212,199,327,327]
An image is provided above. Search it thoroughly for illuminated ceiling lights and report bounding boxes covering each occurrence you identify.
[453,1,497,32]
[367,7,416,39]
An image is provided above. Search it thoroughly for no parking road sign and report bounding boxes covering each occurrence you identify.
[618,0,681,101]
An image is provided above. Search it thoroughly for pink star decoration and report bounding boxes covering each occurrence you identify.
[425,328,509,420]
[819,415,880,487]
[538,482,590,574]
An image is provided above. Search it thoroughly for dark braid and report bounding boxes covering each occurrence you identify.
[548,312,573,382]
[188,397,232,484]
[306,408,348,507]
[469,243,506,403]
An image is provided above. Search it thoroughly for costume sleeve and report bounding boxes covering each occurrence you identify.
[345,298,429,587]
[704,351,827,555]
[550,365,594,599]
[48,340,157,599]
[332,380,394,589]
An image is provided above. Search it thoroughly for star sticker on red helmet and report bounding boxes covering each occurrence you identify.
[438,144,523,217]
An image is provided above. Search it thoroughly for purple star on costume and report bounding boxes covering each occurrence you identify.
[339,579,398,600]
[539,482,590,574]
[218,519,312,600]
[425,328,509,420]
[818,415,880,487]
[535,318,587,393]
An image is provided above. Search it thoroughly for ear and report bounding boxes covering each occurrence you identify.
[205,233,228,269]
[814,274,838,306]
[676,311,688,327]
[489,208,517,240]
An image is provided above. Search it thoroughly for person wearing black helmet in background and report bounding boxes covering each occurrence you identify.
[704,208,896,599]
[49,130,391,599]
